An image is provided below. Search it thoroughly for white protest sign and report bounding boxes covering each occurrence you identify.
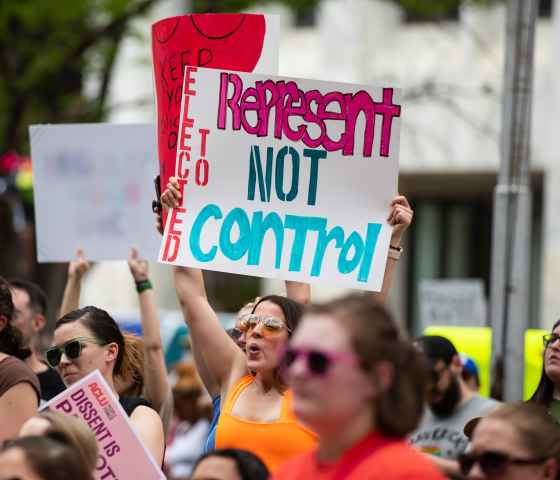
[419,279,487,329]
[42,370,164,479]
[159,67,401,291]
[30,123,160,262]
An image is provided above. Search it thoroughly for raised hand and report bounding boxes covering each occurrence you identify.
[128,247,149,282]
[68,248,90,279]
[387,195,413,245]
[160,177,182,211]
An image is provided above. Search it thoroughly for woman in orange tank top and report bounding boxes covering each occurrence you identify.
[173,264,317,472]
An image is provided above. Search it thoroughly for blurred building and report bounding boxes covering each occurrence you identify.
[84,0,558,333]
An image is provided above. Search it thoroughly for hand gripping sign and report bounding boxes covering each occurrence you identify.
[159,67,402,292]
[42,370,165,480]
[151,13,279,219]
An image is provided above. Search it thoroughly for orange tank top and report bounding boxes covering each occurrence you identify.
[215,375,317,472]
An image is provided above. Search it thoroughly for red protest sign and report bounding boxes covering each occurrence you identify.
[152,13,277,208]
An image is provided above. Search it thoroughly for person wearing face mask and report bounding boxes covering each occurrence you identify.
[273,294,443,479]
[529,319,560,421]
[460,402,560,480]
[46,306,165,466]
[409,335,499,478]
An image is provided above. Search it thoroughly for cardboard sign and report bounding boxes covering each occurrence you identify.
[42,370,164,479]
[151,13,279,213]
[29,123,160,262]
[419,279,487,330]
[158,67,401,291]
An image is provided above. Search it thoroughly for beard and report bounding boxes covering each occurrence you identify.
[429,375,461,418]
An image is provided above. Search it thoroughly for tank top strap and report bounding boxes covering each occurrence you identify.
[223,375,254,414]
[280,389,295,421]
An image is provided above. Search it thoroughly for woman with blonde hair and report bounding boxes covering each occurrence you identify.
[19,410,98,474]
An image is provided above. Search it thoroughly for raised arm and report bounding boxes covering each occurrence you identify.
[59,249,90,317]
[285,281,311,305]
[162,179,246,394]
[371,195,413,303]
[173,266,246,392]
[127,248,172,424]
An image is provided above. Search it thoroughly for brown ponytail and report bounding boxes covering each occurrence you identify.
[116,333,145,396]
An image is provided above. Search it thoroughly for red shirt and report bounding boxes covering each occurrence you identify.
[273,431,445,480]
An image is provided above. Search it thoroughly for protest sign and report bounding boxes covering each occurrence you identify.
[151,14,279,216]
[419,279,487,330]
[30,123,160,262]
[42,370,164,479]
[158,67,401,291]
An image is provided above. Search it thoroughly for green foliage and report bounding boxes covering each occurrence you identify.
[389,0,498,20]
[191,0,320,15]
[0,0,158,154]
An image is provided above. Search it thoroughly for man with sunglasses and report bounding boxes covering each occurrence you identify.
[9,280,65,402]
[409,335,499,478]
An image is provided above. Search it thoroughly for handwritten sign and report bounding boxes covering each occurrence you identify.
[29,123,160,262]
[42,370,164,480]
[151,13,279,215]
[158,67,401,291]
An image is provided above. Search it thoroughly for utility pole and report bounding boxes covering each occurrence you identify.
[490,0,539,401]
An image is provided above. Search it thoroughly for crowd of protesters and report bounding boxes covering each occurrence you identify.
[1,188,560,480]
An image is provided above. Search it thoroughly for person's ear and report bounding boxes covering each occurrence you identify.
[32,314,46,333]
[450,354,463,376]
[0,314,7,332]
[543,458,557,479]
[371,361,395,397]
[105,342,119,365]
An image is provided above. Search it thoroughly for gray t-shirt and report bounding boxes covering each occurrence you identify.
[409,394,499,459]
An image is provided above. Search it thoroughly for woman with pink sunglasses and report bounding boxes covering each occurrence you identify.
[274,294,444,480]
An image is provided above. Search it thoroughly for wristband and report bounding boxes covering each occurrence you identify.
[388,245,403,260]
[135,279,153,293]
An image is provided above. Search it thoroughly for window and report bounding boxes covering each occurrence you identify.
[400,172,543,333]
[539,0,553,18]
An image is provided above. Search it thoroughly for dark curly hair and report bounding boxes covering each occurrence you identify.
[0,276,30,359]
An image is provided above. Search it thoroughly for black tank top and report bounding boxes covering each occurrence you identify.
[119,396,152,416]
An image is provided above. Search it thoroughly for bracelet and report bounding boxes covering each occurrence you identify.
[135,279,153,293]
[388,245,403,261]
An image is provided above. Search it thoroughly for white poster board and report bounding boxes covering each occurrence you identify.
[419,279,487,329]
[159,67,402,291]
[30,123,160,262]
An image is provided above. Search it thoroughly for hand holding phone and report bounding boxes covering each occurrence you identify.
[152,175,163,232]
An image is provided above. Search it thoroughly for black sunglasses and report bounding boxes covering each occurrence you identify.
[45,337,106,368]
[458,450,548,476]
[543,333,560,348]
[281,346,359,376]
